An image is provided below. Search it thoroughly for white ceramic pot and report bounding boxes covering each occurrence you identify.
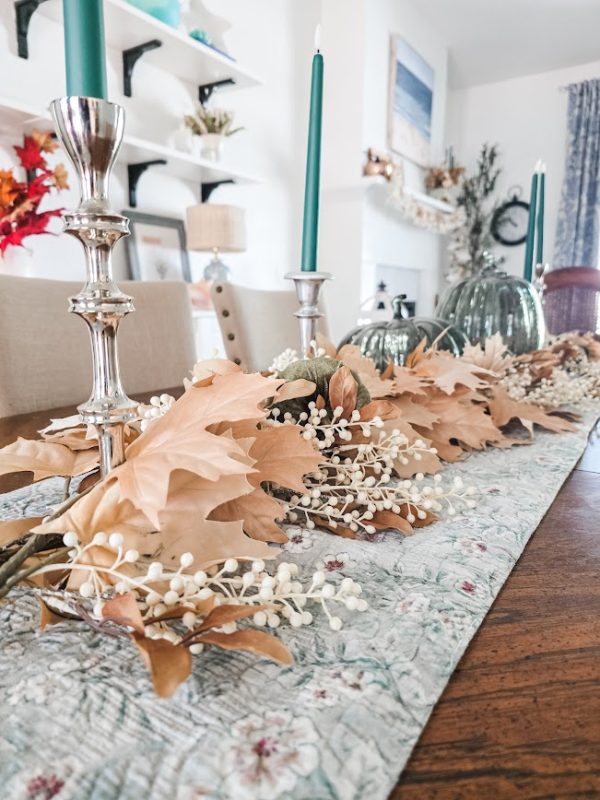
[196,133,226,162]
[0,245,35,276]
[169,125,194,154]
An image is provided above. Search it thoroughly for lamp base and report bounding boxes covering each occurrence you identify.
[203,252,231,282]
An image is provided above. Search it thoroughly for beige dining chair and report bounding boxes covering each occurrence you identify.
[211,282,329,372]
[0,275,196,418]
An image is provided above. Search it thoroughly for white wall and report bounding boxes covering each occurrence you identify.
[448,58,600,277]
[0,0,303,290]
[362,0,448,319]
[318,0,449,342]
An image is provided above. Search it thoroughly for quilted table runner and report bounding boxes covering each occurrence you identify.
[0,412,597,800]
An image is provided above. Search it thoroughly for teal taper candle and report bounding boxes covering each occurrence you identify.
[536,163,545,266]
[523,162,539,282]
[62,0,108,99]
[301,27,324,272]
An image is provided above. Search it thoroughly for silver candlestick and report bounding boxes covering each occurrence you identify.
[51,96,137,476]
[285,271,332,359]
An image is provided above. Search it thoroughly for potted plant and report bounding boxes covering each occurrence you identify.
[183,106,243,162]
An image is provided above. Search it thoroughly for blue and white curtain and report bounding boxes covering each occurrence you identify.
[554,79,600,267]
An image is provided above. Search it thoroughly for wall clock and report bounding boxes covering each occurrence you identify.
[491,190,530,247]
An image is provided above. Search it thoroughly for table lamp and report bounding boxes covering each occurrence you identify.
[186,203,247,281]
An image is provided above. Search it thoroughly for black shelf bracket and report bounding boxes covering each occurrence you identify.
[123,39,162,97]
[199,78,235,106]
[201,180,234,203]
[15,0,50,59]
[128,160,166,208]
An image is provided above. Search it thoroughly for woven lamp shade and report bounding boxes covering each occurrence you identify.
[186,204,247,253]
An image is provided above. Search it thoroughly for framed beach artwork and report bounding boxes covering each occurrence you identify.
[124,211,191,282]
[388,34,434,167]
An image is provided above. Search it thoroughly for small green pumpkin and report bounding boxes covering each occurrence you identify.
[339,297,469,371]
[274,357,370,419]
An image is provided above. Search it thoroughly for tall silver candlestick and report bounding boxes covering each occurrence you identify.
[51,97,137,476]
[285,271,332,358]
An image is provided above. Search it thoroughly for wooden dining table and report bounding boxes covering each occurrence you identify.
[1,392,599,800]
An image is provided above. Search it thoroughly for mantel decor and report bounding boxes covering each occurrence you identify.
[388,161,466,234]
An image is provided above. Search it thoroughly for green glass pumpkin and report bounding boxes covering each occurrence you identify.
[436,259,545,355]
[339,297,469,370]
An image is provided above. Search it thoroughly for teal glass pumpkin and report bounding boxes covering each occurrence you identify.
[436,260,545,355]
[339,297,469,370]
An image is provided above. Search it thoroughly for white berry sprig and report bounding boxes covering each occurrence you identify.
[35,535,367,649]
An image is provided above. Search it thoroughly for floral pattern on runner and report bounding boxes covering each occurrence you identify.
[0,414,596,800]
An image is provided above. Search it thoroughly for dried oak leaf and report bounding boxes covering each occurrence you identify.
[210,426,323,543]
[487,385,577,435]
[36,467,275,576]
[0,438,99,482]
[359,399,400,422]
[413,350,497,395]
[115,372,282,527]
[0,516,44,547]
[102,593,191,698]
[335,345,395,398]
[416,391,503,461]
[387,395,439,430]
[462,333,511,374]
[272,379,316,404]
[196,630,292,666]
[391,366,430,396]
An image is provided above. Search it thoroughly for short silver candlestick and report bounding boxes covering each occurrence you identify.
[285,271,332,359]
[51,96,137,476]
[534,262,549,295]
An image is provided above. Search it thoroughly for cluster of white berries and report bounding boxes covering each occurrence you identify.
[502,358,600,408]
[268,341,329,374]
[267,405,476,536]
[39,535,366,651]
[137,393,176,431]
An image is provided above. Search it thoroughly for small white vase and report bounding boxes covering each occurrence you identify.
[169,124,194,154]
[196,134,225,162]
[0,245,35,276]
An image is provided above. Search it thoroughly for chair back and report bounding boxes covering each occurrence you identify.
[543,266,600,335]
[211,282,329,372]
[0,276,196,418]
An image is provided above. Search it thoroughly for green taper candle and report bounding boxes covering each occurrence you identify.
[523,162,539,282]
[62,0,108,99]
[300,27,324,272]
[536,163,545,266]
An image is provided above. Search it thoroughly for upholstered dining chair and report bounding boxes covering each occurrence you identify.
[542,266,600,335]
[211,282,329,372]
[0,275,196,418]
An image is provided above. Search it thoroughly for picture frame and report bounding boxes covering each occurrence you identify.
[387,34,435,167]
[124,211,191,282]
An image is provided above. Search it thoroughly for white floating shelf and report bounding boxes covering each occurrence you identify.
[122,134,259,186]
[0,98,260,190]
[0,97,51,137]
[36,0,261,94]
[405,188,456,215]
